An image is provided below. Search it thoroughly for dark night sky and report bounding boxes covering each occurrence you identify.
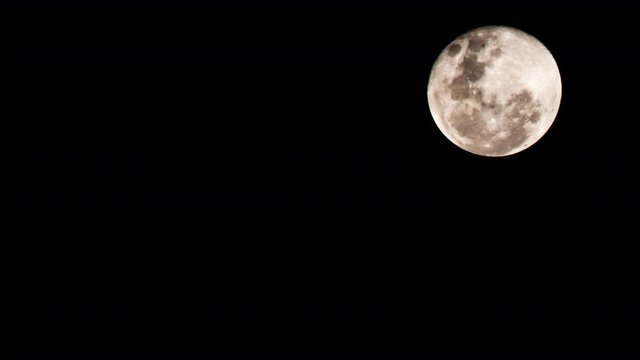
[7,1,640,359]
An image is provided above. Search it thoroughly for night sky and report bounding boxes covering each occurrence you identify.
[8,1,640,359]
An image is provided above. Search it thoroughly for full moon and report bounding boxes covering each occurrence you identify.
[427,26,562,156]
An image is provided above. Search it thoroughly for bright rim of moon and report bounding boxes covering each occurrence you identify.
[427,26,562,157]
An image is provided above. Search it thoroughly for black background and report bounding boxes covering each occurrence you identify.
[7,1,640,359]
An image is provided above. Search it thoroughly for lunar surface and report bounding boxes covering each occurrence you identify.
[427,26,562,156]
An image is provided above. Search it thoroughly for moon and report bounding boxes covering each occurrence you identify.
[427,26,562,156]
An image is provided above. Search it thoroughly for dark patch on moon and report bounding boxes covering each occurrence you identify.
[448,54,487,100]
[471,87,484,104]
[512,106,542,124]
[466,32,497,53]
[449,108,487,140]
[528,110,541,123]
[449,76,470,100]
[460,54,485,82]
[465,89,540,155]
[506,89,542,124]
[489,128,529,156]
[449,105,528,157]
[507,90,533,107]
[461,125,529,157]
[481,94,500,112]
[467,33,488,52]
[447,31,503,102]
[447,43,462,57]
[467,33,497,52]
[449,88,542,156]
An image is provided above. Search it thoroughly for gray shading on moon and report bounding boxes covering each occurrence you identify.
[427,26,562,156]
